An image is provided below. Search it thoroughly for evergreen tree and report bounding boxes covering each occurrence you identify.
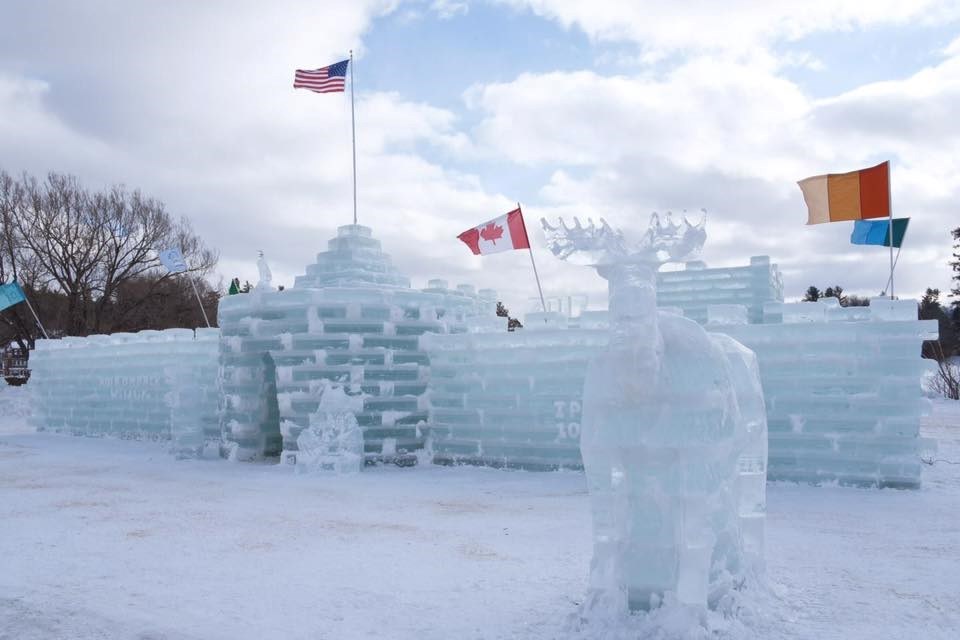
[950,226,960,321]
[822,285,847,306]
[803,286,821,302]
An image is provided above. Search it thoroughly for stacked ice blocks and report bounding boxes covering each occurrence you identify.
[656,255,784,324]
[423,311,608,469]
[217,224,493,463]
[168,328,221,455]
[715,298,937,488]
[29,328,219,449]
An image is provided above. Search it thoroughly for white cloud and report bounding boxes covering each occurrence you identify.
[431,0,469,19]
[464,46,960,300]
[2,1,958,313]
[946,34,960,56]
[498,0,960,57]
[0,1,512,304]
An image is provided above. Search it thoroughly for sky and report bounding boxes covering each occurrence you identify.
[2,0,959,314]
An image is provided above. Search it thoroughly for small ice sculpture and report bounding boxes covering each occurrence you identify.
[542,212,762,613]
[292,381,364,474]
[256,250,273,290]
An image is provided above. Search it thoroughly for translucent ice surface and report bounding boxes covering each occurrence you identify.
[217,224,496,463]
[29,328,219,453]
[290,381,364,474]
[714,297,936,488]
[543,213,757,612]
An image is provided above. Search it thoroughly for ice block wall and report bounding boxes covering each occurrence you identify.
[714,298,937,488]
[218,224,492,463]
[656,255,784,324]
[29,328,220,450]
[424,311,608,470]
[425,298,933,488]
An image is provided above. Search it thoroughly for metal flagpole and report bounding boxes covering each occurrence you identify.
[518,203,547,313]
[883,245,902,295]
[887,161,894,299]
[21,291,49,339]
[188,277,212,328]
[349,50,358,226]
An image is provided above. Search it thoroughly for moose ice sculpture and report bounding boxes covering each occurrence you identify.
[542,213,766,614]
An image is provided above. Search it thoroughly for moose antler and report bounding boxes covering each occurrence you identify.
[541,210,707,267]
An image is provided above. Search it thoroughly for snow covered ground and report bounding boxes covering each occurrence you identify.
[1,383,958,639]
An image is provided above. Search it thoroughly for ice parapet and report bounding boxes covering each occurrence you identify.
[29,328,219,453]
[544,213,760,612]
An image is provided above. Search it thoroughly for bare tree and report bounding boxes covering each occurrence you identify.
[1,170,218,346]
[929,343,960,400]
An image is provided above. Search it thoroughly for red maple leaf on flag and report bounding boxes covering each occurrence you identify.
[480,222,504,244]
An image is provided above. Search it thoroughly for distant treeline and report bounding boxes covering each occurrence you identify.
[1,171,219,354]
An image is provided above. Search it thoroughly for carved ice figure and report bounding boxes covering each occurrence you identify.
[542,212,762,613]
[256,250,273,290]
[292,381,364,474]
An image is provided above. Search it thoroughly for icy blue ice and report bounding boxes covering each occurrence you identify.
[28,328,219,455]
[216,224,497,463]
[716,296,937,488]
[543,213,762,612]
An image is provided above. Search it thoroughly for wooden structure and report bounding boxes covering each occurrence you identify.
[1,344,29,385]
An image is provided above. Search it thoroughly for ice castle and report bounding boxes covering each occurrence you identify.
[26,220,937,487]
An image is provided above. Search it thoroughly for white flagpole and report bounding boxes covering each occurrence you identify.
[883,245,902,295]
[188,277,212,328]
[887,161,894,299]
[350,50,358,226]
[519,203,547,313]
[20,289,49,339]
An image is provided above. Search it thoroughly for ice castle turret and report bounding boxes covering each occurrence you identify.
[218,224,494,464]
[294,224,411,289]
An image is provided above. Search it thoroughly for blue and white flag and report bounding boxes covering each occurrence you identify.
[158,248,188,273]
[0,282,26,312]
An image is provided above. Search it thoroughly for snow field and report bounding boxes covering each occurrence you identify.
[1,398,958,639]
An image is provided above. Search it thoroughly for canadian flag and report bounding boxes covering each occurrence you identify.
[457,207,531,256]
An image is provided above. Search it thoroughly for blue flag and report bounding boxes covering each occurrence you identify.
[851,218,909,248]
[0,282,26,312]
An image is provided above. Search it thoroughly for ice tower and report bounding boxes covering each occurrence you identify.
[217,224,494,464]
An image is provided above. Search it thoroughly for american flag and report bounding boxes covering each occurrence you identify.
[293,59,349,94]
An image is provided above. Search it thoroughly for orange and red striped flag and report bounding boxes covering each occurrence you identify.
[797,161,890,225]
